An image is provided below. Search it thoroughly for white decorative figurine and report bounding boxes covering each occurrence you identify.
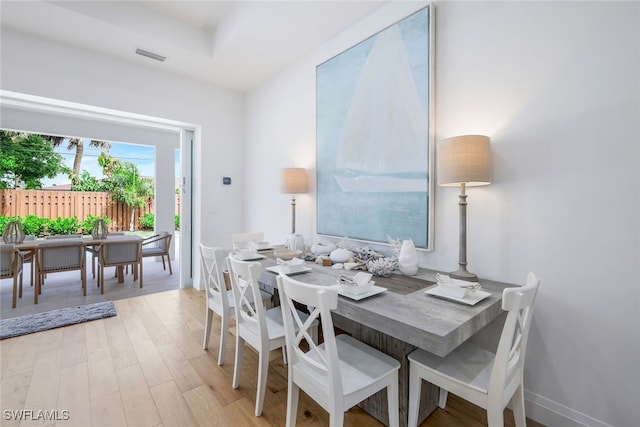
[398,239,418,276]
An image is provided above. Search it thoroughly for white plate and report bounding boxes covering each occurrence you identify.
[424,286,491,306]
[338,285,387,301]
[265,265,312,275]
[231,253,266,261]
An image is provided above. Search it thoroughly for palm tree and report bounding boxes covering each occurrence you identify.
[44,136,111,181]
[100,154,154,231]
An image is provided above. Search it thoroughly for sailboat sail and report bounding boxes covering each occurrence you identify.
[335,24,428,193]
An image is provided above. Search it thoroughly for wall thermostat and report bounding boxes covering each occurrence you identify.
[222,177,232,185]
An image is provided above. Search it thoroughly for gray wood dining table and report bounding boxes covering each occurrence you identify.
[255,253,515,427]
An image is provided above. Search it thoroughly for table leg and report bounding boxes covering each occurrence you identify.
[34,252,39,305]
[332,313,438,427]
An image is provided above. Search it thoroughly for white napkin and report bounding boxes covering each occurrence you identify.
[338,272,373,288]
[276,257,305,273]
[276,257,304,266]
[434,273,481,298]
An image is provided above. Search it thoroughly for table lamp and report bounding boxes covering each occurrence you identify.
[438,135,492,281]
[280,167,308,250]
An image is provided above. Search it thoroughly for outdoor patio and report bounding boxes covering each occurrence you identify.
[0,252,181,320]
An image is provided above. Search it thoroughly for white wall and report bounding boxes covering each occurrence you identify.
[245,2,640,427]
[0,29,247,287]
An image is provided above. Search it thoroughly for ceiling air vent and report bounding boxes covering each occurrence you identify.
[135,48,166,62]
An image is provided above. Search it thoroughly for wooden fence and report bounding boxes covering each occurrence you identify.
[0,189,180,232]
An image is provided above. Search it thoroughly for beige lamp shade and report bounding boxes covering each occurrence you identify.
[280,168,308,194]
[437,135,492,187]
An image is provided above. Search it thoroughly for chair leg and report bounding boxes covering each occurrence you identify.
[387,374,400,427]
[12,275,18,308]
[139,261,143,288]
[328,411,344,427]
[232,335,245,389]
[512,384,527,427]
[99,266,104,295]
[92,253,96,279]
[408,363,422,427]
[218,314,229,366]
[438,388,448,409]
[81,264,86,296]
[285,380,299,427]
[281,346,288,365]
[486,402,504,427]
[255,349,270,416]
[166,255,172,275]
[203,307,213,350]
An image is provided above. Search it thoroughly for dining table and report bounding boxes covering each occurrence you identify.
[15,234,143,304]
[252,251,515,427]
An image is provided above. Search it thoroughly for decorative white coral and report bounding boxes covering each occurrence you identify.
[367,258,396,277]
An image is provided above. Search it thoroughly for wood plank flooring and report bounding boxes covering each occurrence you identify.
[0,287,544,427]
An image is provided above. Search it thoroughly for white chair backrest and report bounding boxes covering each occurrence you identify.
[39,240,85,270]
[226,257,268,345]
[231,232,264,250]
[1,244,17,275]
[100,241,141,265]
[489,272,540,399]
[200,244,230,303]
[277,274,343,398]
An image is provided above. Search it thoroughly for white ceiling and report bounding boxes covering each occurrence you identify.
[0,0,388,92]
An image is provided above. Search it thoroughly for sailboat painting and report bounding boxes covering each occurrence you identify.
[316,6,433,249]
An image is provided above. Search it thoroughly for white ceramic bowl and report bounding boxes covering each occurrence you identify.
[273,249,302,261]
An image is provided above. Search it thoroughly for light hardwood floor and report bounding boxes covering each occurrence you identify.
[0,260,540,427]
[0,284,544,427]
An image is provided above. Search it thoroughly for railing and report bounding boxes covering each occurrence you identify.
[0,189,179,231]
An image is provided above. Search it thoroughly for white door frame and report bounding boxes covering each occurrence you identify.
[0,89,200,288]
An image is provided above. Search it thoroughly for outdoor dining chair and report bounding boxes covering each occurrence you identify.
[141,231,172,275]
[277,272,400,427]
[36,240,86,297]
[97,239,143,294]
[87,232,125,279]
[1,243,24,308]
[407,273,541,427]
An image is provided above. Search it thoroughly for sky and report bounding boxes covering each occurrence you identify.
[41,139,179,187]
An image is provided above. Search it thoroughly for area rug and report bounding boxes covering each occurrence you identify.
[0,301,117,340]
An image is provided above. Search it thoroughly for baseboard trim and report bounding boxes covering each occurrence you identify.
[525,390,614,427]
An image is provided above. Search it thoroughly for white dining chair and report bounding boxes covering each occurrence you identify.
[200,244,271,365]
[231,232,264,250]
[407,272,541,427]
[1,243,24,308]
[227,256,317,417]
[277,272,400,427]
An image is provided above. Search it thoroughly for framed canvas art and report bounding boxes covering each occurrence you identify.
[316,5,434,249]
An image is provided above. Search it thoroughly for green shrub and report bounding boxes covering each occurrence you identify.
[0,216,21,234]
[139,213,154,230]
[175,214,180,231]
[23,215,49,237]
[47,216,80,235]
[79,214,111,234]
